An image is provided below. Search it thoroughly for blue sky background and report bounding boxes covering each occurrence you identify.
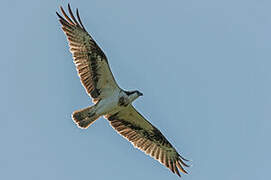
[2,0,271,179]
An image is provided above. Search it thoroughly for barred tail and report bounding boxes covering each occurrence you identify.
[72,105,100,129]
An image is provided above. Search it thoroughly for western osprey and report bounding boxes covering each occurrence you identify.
[57,4,189,177]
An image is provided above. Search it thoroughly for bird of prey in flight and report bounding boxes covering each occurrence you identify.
[56,4,189,177]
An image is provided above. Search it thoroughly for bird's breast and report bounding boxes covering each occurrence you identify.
[96,90,122,115]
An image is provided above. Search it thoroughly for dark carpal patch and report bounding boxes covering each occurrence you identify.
[87,54,101,98]
[108,114,172,148]
[150,128,173,148]
[90,88,100,98]
[107,113,118,121]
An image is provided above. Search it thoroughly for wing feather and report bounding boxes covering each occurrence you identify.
[57,4,119,102]
[106,105,189,177]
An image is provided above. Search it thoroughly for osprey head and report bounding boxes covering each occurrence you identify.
[125,90,143,102]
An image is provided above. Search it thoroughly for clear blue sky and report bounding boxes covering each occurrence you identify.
[2,0,271,179]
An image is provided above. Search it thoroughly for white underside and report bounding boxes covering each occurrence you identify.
[95,89,125,116]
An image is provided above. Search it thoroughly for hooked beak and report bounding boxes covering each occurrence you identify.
[139,92,143,96]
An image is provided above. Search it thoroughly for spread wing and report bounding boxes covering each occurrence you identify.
[105,105,189,177]
[57,4,119,102]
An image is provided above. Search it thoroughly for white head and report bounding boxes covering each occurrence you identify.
[125,90,143,103]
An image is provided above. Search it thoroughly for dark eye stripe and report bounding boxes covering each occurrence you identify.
[125,91,136,96]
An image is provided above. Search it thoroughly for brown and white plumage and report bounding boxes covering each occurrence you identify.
[56,4,119,103]
[57,4,189,177]
[106,105,189,176]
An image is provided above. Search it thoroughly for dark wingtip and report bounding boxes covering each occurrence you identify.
[59,4,74,25]
[174,164,181,177]
[68,3,79,26]
[76,8,86,31]
[181,160,190,168]
[56,11,61,18]
[180,156,190,162]
[176,172,181,178]
[60,5,65,15]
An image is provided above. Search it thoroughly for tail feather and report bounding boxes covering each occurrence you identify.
[72,105,99,129]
